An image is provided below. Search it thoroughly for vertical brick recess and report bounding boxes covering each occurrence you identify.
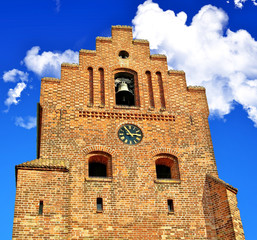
[13,25,245,240]
[146,71,155,108]
[88,67,94,106]
[156,71,165,110]
[99,68,105,106]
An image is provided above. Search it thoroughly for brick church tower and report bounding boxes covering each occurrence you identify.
[13,26,245,239]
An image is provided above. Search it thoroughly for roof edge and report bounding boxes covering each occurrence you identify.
[206,174,238,194]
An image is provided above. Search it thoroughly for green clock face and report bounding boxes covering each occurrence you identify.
[118,124,143,145]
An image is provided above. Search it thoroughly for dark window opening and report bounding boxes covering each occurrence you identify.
[155,155,180,180]
[39,200,43,215]
[119,50,129,59]
[156,164,171,179]
[168,199,174,213]
[97,198,103,212]
[89,162,107,177]
[190,116,193,125]
[115,72,135,106]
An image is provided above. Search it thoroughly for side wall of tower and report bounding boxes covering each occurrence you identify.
[13,169,69,239]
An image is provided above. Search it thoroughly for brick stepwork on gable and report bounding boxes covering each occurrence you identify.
[13,25,245,240]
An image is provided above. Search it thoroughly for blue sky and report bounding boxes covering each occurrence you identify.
[1,0,257,239]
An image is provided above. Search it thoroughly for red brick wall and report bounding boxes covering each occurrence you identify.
[13,169,69,239]
[13,26,244,239]
[227,189,245,239]
[202,175,245,240]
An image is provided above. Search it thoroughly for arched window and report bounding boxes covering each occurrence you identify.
[87,152,112,178]
[155,154,180,180]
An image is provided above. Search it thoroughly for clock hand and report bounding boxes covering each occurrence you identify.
[124,126,133,137]
[130,133,141,136]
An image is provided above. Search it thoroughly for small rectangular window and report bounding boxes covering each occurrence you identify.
[167,199,174,213]
[39,200,43,215]
[190,116,193,125]
[97,198,103,212]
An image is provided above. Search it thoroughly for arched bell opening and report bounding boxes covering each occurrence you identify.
[115,72,135,106]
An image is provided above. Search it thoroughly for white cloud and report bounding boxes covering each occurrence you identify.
[246,106,257,127]
[233,0,257,8]
[15,116,37,129]
[4,82,27,109]
[3,69,28,82]
[23,46,79,78]
[2,47,78,111]
[133,1,257,125]
[2,69,28,111]
[252,0,257,6]
[234,0,246,8]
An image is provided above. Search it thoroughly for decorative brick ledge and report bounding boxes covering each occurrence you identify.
[168,70,185,75]
[96,37,112,42]
[133,39,149,45]
[80,49,97,55]
[78,110,176,122]
[150,54,167,60]
[61,63,79,69]
[187,86,206,91]
[112,25,132,30]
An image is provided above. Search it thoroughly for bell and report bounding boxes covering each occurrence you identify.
[116,82,134,106]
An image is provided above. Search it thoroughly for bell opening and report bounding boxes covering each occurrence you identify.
[115,72,135,106]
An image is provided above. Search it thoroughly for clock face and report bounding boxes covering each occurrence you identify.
[118,124,143,145]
